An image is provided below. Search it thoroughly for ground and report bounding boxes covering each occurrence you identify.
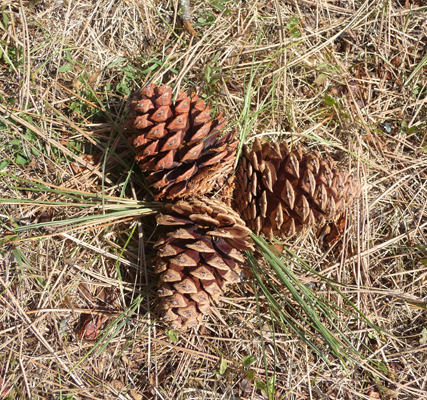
[1,0,427,399]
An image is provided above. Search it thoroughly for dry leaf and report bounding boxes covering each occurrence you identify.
[72,77,81,91]
[70,161,81,174]
[88,69,102,88]
[111,380,124,391]
[240,378,252,393]
[314,73,328,87]
[368,390,380,399]
[60,131,69,146]
[0,368,12,399]
[78,282,95,303]
[149,368,166,386]
[77,313,109,341]
[129,389,143,400]
[37,210,52,223]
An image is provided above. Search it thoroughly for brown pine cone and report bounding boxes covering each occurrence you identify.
[154,197,254,330]
[126,84,238,200]
[235,138,361,240]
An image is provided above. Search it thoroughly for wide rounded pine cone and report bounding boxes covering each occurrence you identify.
[235,138,361,240]
[154,197,254,330]
[126,83,238,200]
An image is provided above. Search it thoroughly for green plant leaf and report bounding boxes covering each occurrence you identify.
[219,359,227,374]
[31,147,41,156]
[287,15,301,38]
[421,328,427,345]
[116,81,130,96]
[255,379,268,392]
[0,160,10,170]
[165,329,178,344]
[324,95,336,106]
[242,354,257,366]
[58,63,73,73]
[287,15,299,29]
[15,154,28,165]
[2,13,9,30]
[212,0,227,11]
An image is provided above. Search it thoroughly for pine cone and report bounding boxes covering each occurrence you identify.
[127,84,238,200]
[235,139,361,240]
[154,197,254,330]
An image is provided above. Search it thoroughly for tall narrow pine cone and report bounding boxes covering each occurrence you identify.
[126,84,238,200]
[154,197,254,330]
[235,139,361,240]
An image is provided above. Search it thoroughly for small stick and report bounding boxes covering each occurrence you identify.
[179,0,191,20]
[179,0,197,36]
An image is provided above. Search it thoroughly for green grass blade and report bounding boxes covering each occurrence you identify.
[250,234,386,368]
[5,207,159,233]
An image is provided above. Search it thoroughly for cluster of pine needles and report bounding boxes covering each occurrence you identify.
[1,0,427,399]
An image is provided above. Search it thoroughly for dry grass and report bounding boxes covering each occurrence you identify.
[1,0,427,399]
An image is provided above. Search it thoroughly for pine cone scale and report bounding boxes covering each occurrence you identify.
[154,197,254,330]
[127,84,238,199]
[236,138,361,240]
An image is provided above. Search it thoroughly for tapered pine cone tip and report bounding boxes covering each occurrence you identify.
[126,83,239,200]
[154,197,254,330]
[235,138,361,241]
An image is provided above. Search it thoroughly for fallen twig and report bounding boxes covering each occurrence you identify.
[179,0,197,36]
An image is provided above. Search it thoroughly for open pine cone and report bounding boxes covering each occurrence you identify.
[126,84,238,200]
[235,139,361,240]
[154,197,254,330]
